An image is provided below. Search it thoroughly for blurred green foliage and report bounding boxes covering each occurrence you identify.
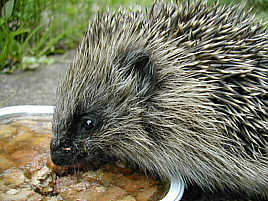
[0,0,93,72]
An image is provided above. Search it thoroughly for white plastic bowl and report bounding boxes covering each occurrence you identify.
[0,105,185,201]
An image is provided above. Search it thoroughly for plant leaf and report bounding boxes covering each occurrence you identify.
[1,0,15,19]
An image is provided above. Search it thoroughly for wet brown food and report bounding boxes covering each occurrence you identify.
[0,118,167,201]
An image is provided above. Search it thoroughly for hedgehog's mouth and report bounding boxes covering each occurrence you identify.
[50,145,84,166]
[50,139,115,168]
[50,147,114,168]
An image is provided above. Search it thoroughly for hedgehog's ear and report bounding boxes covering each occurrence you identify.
[119,49,156,96]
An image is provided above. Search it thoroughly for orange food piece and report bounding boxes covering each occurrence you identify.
[0,154,16,171]
[30,134,51,150]
[136,186,158,201]
[98,186,127,201]
[11,149,39,166]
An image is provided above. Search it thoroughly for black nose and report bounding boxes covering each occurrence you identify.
[50,146,75,166]
[50,138,85,166]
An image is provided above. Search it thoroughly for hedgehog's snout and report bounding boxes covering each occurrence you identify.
[50,137,86,166]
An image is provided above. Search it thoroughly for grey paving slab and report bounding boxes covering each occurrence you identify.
[0,51,75,108]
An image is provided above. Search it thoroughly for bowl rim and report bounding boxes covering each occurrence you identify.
[0,105,185,201]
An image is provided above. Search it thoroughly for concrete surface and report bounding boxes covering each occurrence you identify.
[0,51,75,108]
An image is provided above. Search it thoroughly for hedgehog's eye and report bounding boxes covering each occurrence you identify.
[79,113,102,133]
[82,119,94,131]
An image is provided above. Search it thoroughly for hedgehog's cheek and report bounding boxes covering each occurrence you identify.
[50,137,86,166]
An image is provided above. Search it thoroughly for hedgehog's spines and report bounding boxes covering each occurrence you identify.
[52,0,268,198]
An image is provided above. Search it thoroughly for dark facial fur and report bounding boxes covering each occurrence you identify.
[51,0,268,198]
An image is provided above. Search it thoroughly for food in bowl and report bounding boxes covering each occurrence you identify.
[0,117,168,201]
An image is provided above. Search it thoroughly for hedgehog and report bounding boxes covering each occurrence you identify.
[50,0,268,198]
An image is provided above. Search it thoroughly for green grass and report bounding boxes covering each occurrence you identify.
[0,0,268,72]
[0,0,94,72]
